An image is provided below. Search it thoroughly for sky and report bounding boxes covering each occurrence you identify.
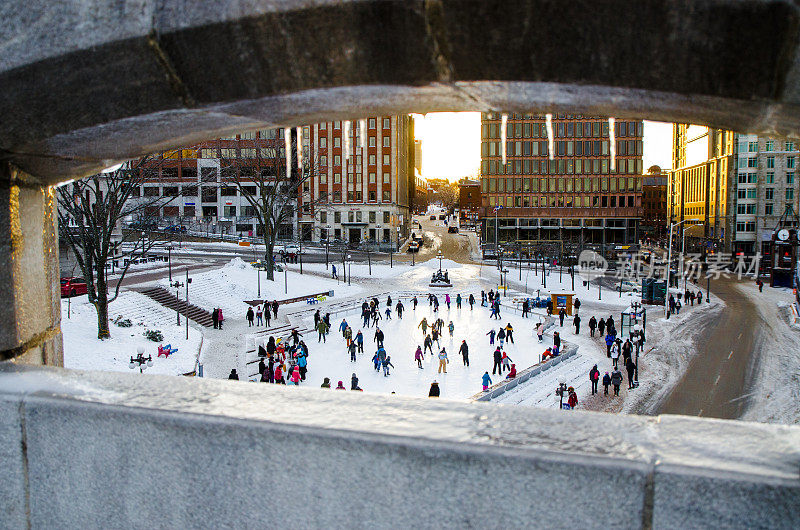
[413,113,674,181]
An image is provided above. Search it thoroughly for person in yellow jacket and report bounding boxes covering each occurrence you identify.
[505,323,514,344]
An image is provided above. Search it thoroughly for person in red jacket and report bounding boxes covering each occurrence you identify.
[274,364,284,384]
[335,380,346,390]
[567,387,578,409]
[506,364,517,379]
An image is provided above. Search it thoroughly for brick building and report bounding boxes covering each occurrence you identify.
[641,166,668,241]
[133,116,415,247]
[479,113,644,248]
[458,178,481,226]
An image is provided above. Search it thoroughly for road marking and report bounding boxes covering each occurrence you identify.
[714,375,721,386]
[727,350,733,360]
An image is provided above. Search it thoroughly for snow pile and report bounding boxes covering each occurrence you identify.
[62,291,202,375]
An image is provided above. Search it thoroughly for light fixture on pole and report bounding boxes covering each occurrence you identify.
[436,250,443,273]
[170,280,184,325]
[185,269,191,340]
[166,245,173,281]
[347,254,352,286]
[129,346,153,374]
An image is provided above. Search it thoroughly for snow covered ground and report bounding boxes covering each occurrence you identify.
[738,283,800,425]
[61,291,203,375]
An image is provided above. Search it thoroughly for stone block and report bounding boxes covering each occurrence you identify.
[0,394,26,529]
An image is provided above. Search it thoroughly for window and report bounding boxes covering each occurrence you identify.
[319,137,327,148]
[383,118,390,129]
[333,190,341,202]
[767,156,775,168]
[334,173,341,184]
[765,203,774,215]
[369,211,376,223]
[334,155,341,166]
[748,188,757,199]
[766,172,774,184]
[765,188,774,200]
[748,157,758,168]
[787,188,795,201]
[383,154,390,165]
[201,148,217,158]
[737,189,747,199]
[334,211,341,223]
[368,191,376,202]
[787,172,795,184]
[383,173,390,184]
[383,137,390,147]
[765,140,774,151]
[144,187,159,197]
[240,148,256,158]
[369,136,376,147]
[788,157,796,169]
[748,142,758,152]
[368,118,376,129]
[787,141,795,151]
[220,148,236,158]
[382,190,390,202]
[333,137,341,148]
[383,211,390,223]
[369,154,376,165]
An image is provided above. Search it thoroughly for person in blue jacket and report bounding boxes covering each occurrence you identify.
[605,333,615,358]
[296,354,307,381]
[482,372,492,391]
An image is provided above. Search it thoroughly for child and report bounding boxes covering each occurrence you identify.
[506,364,517,379]
[382,356,394,376]
[486,329,496,345]
[536,322,544,343]
[448,321,454,337]
[602,372,611,395]
[482,371,492,391]
[415,346,424,368]
[348,341,357,362]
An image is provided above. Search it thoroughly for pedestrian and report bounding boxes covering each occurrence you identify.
[274,364,284,384]
[505,323,514,343]
[428,381,440,397]
[497,327,506,348]
[424,334,433,355]
[412,296,418,310]
[553,331,561,351]
[589,364,600,395]
[445,294,451,310]
[492,347,503,375]
[574,297,581,315]
[316,318,328,342]
[605,333,614,357]
[625,357,637,389]
[567,387,578,409]
[267,336,276,358]
[255,306,263,326]
[536,322,544,343]
[289,365,301,385]
[559,307,566,326]
[456,293,462,309]
[385,307,392,320]
[313,309,320,329]
[335,380,346,390]
[611,340,620,369]
[611,368,623,396]
[482,371,492,391]
[297,353,307,381]
[459,340,469,366]
[387,295,392,308]
[589,316,597,337]
[437,348,449,373]
[469,293,475,309]
[355,330,364,353]
[418,317,428,335]
[264,304,271,327]
[675,299,682,315]
[331,264,337,279]
[573,314,581,334]
[598,317,606,337]
[415,346,424,368]
[382,355,394,376]
[212,307,219,329]
[372,351,381,371]
[506,364,517,378]
[374,327,384,348]
[228,368,239,380]
[272,300,279,320]
[697,291,703,304]
[602,372,611,395]
[348,340,357,362]
[396,300,404,318]
[321,377,331,389]
[448,321,455,337]
[217,308,224,329]
[339,319,348,337]
[756,278,763,292]
[351,373,361,391]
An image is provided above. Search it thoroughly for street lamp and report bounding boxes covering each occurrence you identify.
[493,205,503,270]
[184,269,192,340]
[166,245,173,281]
[170,280,184,325]
[325,224,331,269]
[129,346,153,374]
[347,254,352,286]
[501,268,509,294]
[436,250,444,272]
[632,323,642,386]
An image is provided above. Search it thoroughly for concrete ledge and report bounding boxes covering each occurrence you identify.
[0,363,798,528]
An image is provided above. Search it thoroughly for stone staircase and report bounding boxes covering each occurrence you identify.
[137,287,214,327]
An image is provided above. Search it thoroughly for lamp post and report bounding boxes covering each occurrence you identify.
[170,280,184,325]
[494,205,502,270]
[284,254,288,294]
[129,347,153,374]
[665,219,688,318]
[436,250,444,272]
[501,268,509,294]
[325,224,331,269]
[632,323,642,385]
[166,245,173,281]
[347,254,352,286]
[185,269,191,340]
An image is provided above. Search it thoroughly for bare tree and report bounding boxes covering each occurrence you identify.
[56,158,175,339]
[219,130,320,281]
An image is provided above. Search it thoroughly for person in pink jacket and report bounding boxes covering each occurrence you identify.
[217,308,225,330]
[415,346,424,368]
[290,365,301,385]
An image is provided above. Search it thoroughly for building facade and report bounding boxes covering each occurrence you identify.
[132,116,415,247]
[457,179,481,226]
[478,113,644,248]
[641,167,668,241]
[667,125,735,253]
[668,126,800,257]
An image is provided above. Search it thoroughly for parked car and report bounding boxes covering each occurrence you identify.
[164,225,187,233]
[60,277,87,297]
[429,215,437,220]
[447,226,459,233]
[127,220,157,231]
[438,214,446,220]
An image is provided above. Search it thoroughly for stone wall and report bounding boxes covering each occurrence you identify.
[0,364,798,528]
